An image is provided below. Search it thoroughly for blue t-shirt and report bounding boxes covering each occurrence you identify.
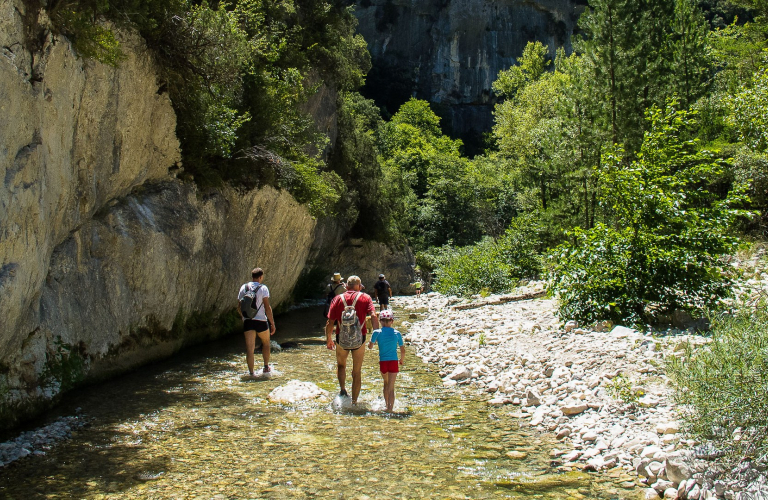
[370,327,404,362]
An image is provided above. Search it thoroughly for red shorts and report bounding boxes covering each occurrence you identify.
[379,360,399,374]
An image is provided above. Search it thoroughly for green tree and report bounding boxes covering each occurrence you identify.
[725,0,768,18]
[725,62,768,150]
[550,100,748,324]
[493,43,566,210]
[576,0,647,147]
[670,0,712,108]
[377,99,484,248]
[493,45,605,244]
[492,41,550,98]
[329,91,389,238]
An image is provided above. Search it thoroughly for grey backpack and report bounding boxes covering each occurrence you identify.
[239,282,263,319]
[338,292,363,350]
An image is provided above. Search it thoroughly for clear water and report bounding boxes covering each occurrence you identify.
[0,307,642,499]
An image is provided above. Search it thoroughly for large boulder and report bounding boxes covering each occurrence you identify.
[665,451,695,484]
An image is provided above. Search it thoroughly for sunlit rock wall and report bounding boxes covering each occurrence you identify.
[0,0,318,428]
[354,0,584,144]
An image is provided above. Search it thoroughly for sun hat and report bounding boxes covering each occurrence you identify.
[379,309,394,320]
[378,274,385,279]
[332,272,343,282]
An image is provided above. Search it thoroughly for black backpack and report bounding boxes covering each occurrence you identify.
[323,282,345,317]
[239,282,263,319]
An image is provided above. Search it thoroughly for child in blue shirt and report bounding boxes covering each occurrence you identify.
[368,309,405,412]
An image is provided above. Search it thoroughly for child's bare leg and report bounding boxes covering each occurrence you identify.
[381,372,389,408]
[386,372,397,411]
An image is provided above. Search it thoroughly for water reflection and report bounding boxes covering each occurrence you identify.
[0,306,641,499]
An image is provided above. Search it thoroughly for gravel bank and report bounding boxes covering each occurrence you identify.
[396,281,768,500]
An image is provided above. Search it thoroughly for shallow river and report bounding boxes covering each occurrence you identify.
[0,306,642,499]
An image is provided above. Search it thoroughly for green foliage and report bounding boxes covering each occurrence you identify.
[725,0,768,18]
[422,239,518,297]
[709,21,768,94]
[377,99,477,248]
[574,0,711,152]
[43,338,87,392]
[492,46,605,245]
[670,0,712,109]
[51,3,124,66]
[390,98,443,137]
[492,41,550,99]
[330,91,389,237]
[49,0,371,219]
[549,100,747,324]
[421,214,544,297]
[667,303,768,468]
[725,61,768,150]
[606,374,642,405]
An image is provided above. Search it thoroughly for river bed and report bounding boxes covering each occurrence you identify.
[0,306,642,499]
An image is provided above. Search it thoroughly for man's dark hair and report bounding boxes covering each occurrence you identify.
[251,268,264,280]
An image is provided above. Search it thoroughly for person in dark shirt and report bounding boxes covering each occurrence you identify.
[373,274,392,311]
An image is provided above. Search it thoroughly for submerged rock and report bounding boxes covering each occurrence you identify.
[268,380,328,404]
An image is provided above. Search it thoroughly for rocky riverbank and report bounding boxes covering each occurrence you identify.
[396,278,768,500]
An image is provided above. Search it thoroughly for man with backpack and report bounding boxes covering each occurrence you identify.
[323,272,346,318]
[373,274,392,311]
[325,275,379,404]
[237,267,276,377]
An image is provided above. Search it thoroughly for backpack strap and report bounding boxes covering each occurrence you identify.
[344,291,362,307]
[250,282,264,315]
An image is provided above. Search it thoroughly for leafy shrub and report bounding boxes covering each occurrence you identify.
[667,303,768,468]
[549,100,749,325]
[51,5,124,66]
[420,215,543,296]
[425,239,517,297]
[606,374,642,405]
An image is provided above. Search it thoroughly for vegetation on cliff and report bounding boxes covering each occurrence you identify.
[47,0,371,218]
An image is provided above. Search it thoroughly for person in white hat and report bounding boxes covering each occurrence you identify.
[323,273,346,318]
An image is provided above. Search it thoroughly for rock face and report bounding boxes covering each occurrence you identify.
[0,0,413,429]
[354,0,584,148]
[321,237,416,294]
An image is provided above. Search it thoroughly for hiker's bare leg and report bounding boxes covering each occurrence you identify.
[257,329,271,370]
[350,345,366,403]
[244,330,257,374]
[336,347,350,394]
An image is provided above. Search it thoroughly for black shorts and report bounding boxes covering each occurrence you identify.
[244,319,269,333]
[335,334,366,350]
[378,297,389,305]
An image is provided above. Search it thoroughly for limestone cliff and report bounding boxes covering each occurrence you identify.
[354,0,584,149]
[0,1,316,428]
